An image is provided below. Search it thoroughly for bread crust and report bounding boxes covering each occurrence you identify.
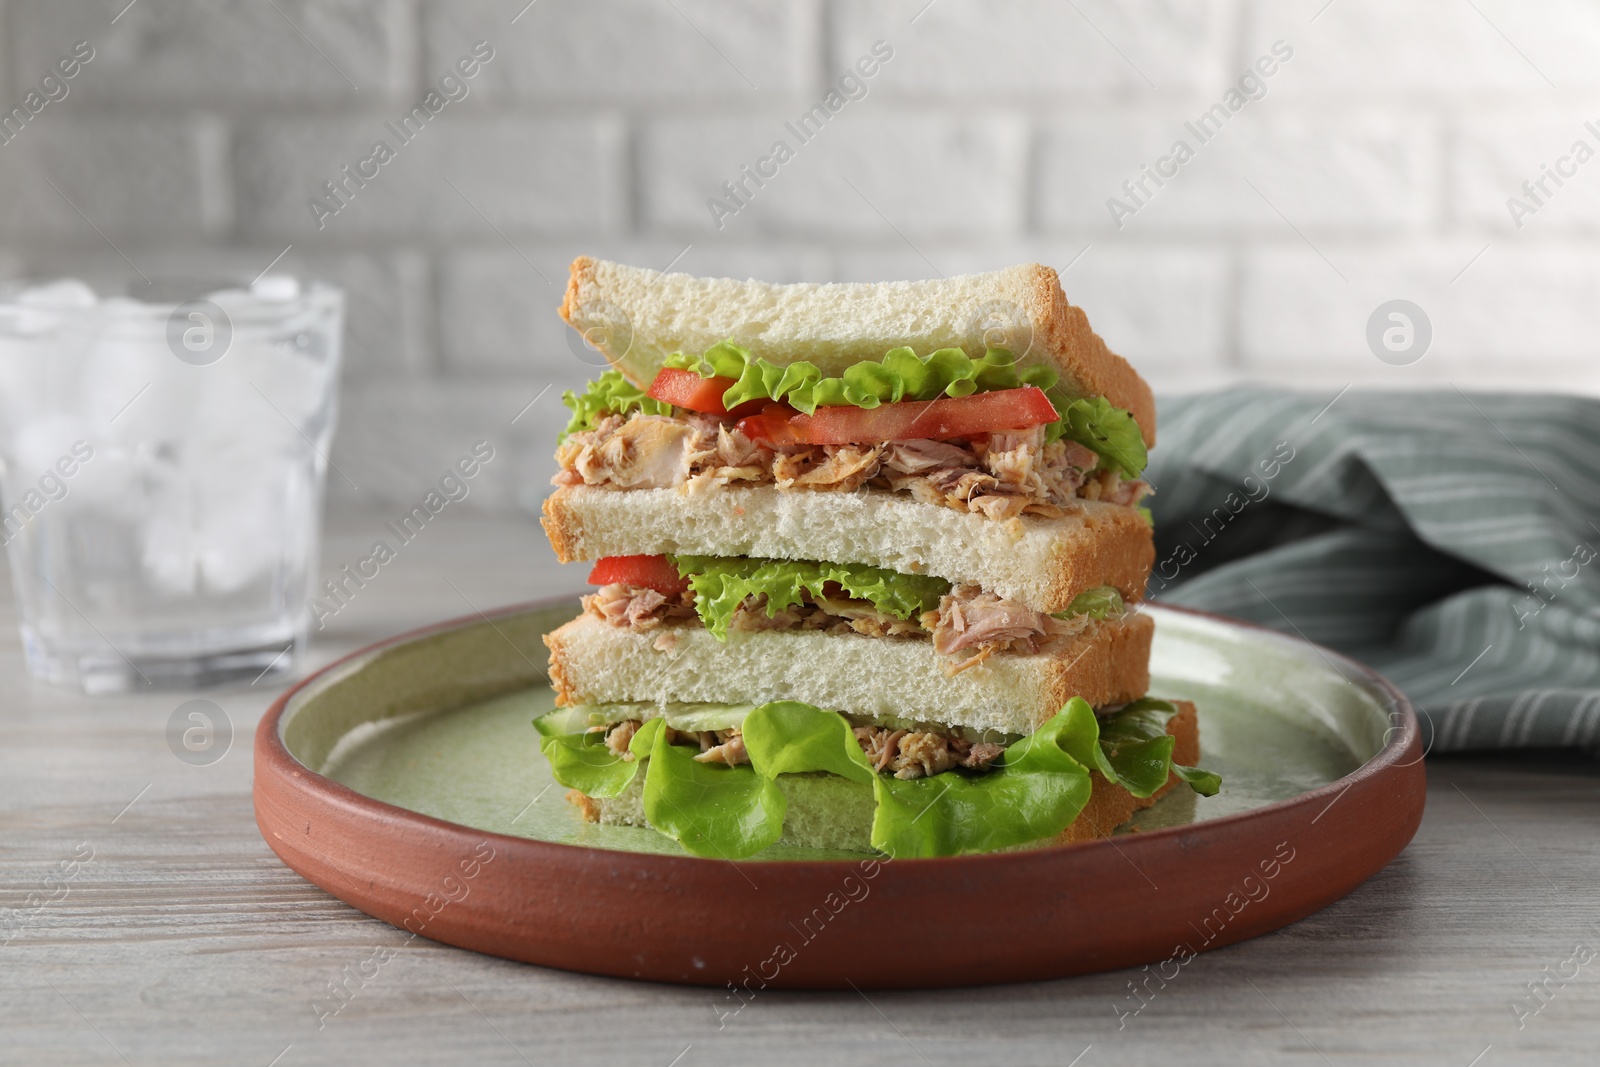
[560,256,1156,448]
[540,487,581,565]
[541,484,1154,612]
[558,254,594,334]
[1036,612,1156,726]
[1027,263,1157,448]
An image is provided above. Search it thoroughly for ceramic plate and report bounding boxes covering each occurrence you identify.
[254,600,1425,988]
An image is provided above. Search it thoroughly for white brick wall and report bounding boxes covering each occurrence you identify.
[0,0,1596,511]
[640,114,1030,236]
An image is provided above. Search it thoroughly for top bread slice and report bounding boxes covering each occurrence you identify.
[560,257,1157,448]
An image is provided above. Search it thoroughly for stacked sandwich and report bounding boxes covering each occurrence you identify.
[535,257,1218,858]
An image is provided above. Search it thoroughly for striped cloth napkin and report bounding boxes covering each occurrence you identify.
[1145,388,1600,753]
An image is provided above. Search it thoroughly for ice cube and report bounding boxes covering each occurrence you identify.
[250,275,300,302]
[195,457,312,594]
[18,279,98,308]
[12,414,91,476]
[2,279,99,336]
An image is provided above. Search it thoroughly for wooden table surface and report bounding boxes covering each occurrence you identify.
[3,507,1598,1067]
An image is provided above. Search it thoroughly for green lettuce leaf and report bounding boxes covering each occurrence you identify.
[870,699,1100,857]
[626,716,665,758]
[1091,701,1179,799]
[687,340,1059,416]
[536,697,1221,859]
[742,701,876,784]
[1046,392,1148,478]
[559,369,672,440]
[532,712,657,799]
[740,698,1098,857]
[1054,585,1124,621]
[672,555,950,641]
[1173,763,1223,795]
[1093,698,1222,798]
[639,721,785,859]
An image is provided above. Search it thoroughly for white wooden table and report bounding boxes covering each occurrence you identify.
[3,507,1598,1066]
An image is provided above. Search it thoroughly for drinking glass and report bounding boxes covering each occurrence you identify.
[0,275,343,693]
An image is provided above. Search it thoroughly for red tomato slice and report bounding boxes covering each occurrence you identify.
[734,402,808,447]
[738,387,1058,446]
[645,368,740,415]
[586,554,689,596]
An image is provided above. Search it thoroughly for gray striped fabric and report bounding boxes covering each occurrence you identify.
[1146,389,1600,753]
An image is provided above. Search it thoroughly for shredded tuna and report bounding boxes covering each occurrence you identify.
[596,719,1005,783]
[773,444,884,491]
[881,438,975,474]
[586,580,1090,665]
[582,583,697,631]
[722,595,806,632]
[603,719,639,759]
[588,583,927,640]
[695,732,748,766]
[851,723,1007,779]
[963,741,1006,768]
[555,410,1148,517]
[924,584,1101,674]
[600,720,751,766]
[855,726,907,772]
[559,414,703,489]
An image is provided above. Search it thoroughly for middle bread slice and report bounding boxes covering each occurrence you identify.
[544,609,1154,736]
[543,484,1154,612]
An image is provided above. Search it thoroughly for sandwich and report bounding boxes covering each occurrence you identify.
[535,257,1218,859]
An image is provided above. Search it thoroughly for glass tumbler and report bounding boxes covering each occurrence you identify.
[0,276,343,693]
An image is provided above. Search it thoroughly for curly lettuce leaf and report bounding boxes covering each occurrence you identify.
[568,340,1149,478]
[1046,392,1147,478]
[639,721,785,859]
[673,555,950,642]
[1054,585,1124,621]
[559,369,671,440]
[687,340,1060,416]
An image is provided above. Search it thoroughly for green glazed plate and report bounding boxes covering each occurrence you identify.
[310,603,1380,859]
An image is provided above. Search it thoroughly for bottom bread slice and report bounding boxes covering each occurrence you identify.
[545,609,1154,736]
[570,701,1199,854]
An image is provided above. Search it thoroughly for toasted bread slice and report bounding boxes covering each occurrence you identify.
[560,257,1157,448]
[542,485,1153,613]
[544,609,1153,736]
[573,701,1199,854]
